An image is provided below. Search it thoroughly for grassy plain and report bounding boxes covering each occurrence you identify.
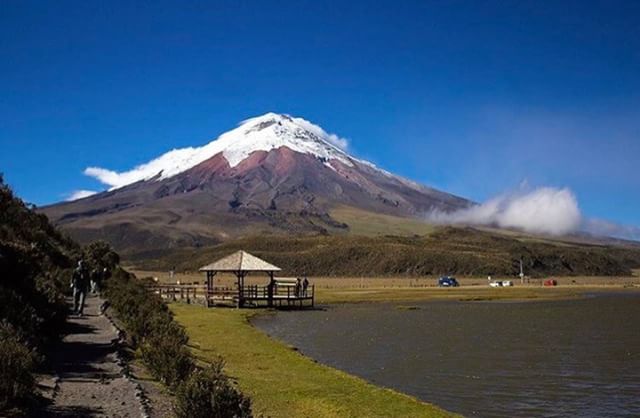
[171,304,455,418]
[135,269,640,304]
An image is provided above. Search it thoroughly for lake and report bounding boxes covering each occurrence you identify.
[253,294,640,417]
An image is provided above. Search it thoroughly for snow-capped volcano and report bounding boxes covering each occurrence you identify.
[43,113,471,251]
[85,113,356,189]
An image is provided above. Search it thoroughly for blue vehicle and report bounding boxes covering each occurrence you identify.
[438,276,459,287]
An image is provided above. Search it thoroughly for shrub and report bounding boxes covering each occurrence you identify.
[141,321,194,388]
[84,240,120,269]
[174,359,252,418]
[0,178,75,415]
[0,324,36,412]
[103,269,253,415]
[103,269,195,388]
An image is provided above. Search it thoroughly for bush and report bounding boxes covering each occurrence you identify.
[103,268,252,415]
[0,324,36,412]
[0,177,76,415]
[174,359,252,418]
[84,240,120,270]
[103,269,194,388]
[141,321,194,388]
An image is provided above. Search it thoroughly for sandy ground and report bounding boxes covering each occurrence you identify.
[43,296,145,418]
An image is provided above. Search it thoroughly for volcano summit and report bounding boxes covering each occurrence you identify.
[43,113,470,250]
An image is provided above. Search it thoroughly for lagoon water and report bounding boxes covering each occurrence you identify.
[253,294,640,417]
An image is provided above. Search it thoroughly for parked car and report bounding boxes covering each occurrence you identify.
[438,276,459,287]
[489,280,514,287]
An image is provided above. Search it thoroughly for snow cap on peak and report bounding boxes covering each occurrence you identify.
[84,112,352,189]
[239,112,349,151]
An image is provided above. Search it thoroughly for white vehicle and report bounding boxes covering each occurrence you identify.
[489,280,514,287]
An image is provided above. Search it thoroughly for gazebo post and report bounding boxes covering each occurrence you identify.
[205,271,216,304]
[267,271,274,308]
[236,271,246,308]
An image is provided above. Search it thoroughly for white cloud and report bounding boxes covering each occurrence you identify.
[288,115,348,150]
[66,189,98,201]
[426,187,582,236]
[325,133,349,150]
[84,167,122,188]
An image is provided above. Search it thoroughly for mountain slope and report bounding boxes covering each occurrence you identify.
[42,113,471,251]
[129,227,640,278]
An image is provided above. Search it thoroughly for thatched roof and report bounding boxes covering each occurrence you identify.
[199,250,281,272]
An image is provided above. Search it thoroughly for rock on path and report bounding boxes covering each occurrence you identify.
[44,296,144,417]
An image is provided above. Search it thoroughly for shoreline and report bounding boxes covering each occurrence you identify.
[171,303,458,417]
[170,287,639,417]
[249,292,640,418]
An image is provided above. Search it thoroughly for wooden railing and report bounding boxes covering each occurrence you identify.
[240,284,315,299]
[147,283,235,304]
[147,282,315,308]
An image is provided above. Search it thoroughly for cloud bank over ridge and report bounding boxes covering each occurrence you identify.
[426,187,582,236]
[426,186,640,241]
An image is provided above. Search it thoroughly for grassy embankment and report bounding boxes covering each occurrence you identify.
[172,303,456,418]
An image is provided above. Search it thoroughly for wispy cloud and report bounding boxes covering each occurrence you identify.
[325,133,349,150]
[292,116,349,150]
[583,218,640,241]
[84,167,121,188]
[65,189,98,201]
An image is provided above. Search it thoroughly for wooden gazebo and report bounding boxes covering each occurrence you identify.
[199,250,281,307]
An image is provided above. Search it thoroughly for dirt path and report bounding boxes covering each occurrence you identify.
[44,296,145,417]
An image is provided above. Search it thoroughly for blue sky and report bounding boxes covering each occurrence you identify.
[1,1,639,228]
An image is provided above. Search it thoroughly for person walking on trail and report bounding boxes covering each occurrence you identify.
[90,268,99,294]
[71,260,90,316]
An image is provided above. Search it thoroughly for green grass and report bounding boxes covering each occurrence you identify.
[171,304,456,418]
[330,205,437,237]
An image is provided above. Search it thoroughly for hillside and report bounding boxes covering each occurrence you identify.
[127,227,640,278]
[0,176,79,412]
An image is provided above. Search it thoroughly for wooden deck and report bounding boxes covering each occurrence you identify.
[241,283,315,308]
[147,282,314,309]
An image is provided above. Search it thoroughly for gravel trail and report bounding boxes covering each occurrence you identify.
[44,296,144,417]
